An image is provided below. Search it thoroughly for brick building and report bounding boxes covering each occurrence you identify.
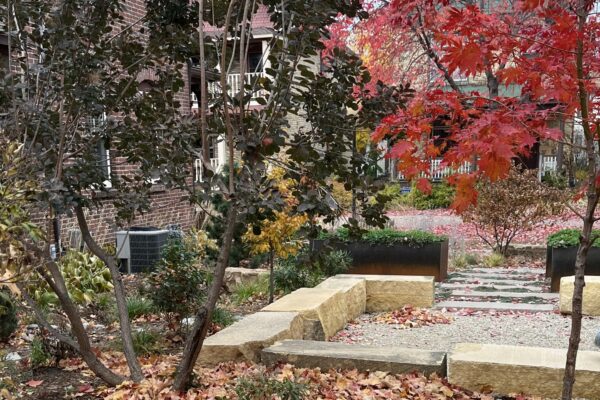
[1,1,320,250]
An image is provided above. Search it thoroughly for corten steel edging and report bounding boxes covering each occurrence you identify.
[548,246,600,292]
[310,239,448,282]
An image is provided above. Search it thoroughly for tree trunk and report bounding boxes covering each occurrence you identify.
[172,206,238,391]
[268,248,274,304]
[562,3,596,397]
[25,243,125,386]
[75,206,143,382]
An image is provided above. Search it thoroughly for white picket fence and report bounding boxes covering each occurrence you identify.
[396,158,473,181]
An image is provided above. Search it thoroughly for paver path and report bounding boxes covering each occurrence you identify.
[436,267,558,312]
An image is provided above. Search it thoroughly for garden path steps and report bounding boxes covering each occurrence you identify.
[435,267,558,312]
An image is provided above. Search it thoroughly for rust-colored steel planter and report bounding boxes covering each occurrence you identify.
[546,246,600,292]
[311,240,448,282]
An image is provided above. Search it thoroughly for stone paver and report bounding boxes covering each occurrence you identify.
[451,290,558,300]
[198,312,303,366]
[333,274,435,311]
[436,301,554,312]
[438,266,554,312]
[262,340,447,376]
[262,288,348,339]
[439,283,543,292]
[448,343,600,399]
[445,278,543,286]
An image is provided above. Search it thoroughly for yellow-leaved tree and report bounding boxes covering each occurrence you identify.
[243,167,307,303]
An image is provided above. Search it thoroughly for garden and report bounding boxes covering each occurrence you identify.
[2,0,600,399]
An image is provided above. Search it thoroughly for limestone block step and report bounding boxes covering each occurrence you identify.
[436,301,554,312]
[262,288,347,338]
[449,272,538,280]
[446,278,542,286]
[451,290,558,300]
[315,276,366,322]
[448,343,600,399]
[197,311,303,366]
[469,267,543,274]
[439,283,543,292]
[559,276,600,316]
[333,274,434,311]
[262,340,446,376]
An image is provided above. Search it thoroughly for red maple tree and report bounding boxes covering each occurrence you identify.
[329,0,600,397]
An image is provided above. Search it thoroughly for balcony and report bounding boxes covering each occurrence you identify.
[207,72,267,102]
[194,158,221,183]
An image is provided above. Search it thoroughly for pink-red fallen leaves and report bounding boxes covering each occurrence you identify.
[372,305,453,328]
[25,380,44,388]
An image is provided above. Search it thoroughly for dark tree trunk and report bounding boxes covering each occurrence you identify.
[76,207,143,382]
[562,3,596,397]
[172,206,238,391]
[25,243,125,386]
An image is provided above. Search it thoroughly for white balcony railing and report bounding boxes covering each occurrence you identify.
[194,158,221,183]
[207,72,266,101]
[396,158,473,181]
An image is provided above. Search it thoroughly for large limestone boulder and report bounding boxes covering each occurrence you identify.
[223,267,268,289]
[197,311,303,366]
[262,288,347,339]
[315,276,366,322]
[448,343,600,399]
[559,275,600,316]
[333,274,434,312]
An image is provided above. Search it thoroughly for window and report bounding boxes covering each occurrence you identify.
[88,114,112,188]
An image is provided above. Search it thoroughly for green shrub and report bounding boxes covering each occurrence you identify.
[542,171,568,189]
[483,252,505,267]
[320,228,446,248]
[30,338,50,369]
[232,276,269,305]
[28,250,113,307]
[142,237,209,319]
[126,296,155,320]
[273,249,352,293]
[132,330,161,356]
[235,375,308,400]
[211,307,235,328]
[547,228,600,248]
[273,257,317,294]
[409,182,454,210]
[0,291,17,342]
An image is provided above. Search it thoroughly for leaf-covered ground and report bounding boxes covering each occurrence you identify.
[98,357,530,399]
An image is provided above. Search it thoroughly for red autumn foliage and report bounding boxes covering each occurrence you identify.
[326,0,600,212]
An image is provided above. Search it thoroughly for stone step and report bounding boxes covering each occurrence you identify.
[448,343,600,399]
[262,340,446,376]
[468,267,545,274]
[449,272,541,281]
[445,278,544,286]
[435,301,555,312]
[451,290,558,300]
[439,283,543,292]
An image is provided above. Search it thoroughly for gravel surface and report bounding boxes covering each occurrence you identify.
[331,312,600,352]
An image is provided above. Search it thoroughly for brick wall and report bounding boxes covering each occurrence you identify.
[30,0,198,248]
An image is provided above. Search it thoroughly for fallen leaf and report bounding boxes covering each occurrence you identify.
[26,380,44,388]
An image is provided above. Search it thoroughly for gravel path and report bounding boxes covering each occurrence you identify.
[331,312,600,352]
